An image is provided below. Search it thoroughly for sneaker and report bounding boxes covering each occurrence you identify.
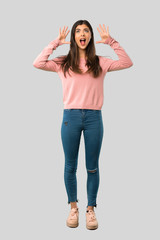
[66,207,79,228]
[86,209,98,230]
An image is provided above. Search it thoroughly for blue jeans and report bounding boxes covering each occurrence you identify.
[61,109,104,207]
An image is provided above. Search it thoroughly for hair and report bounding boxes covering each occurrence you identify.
[53,20,103,78]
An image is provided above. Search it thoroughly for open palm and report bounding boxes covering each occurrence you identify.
[58,26,71,44]
[96,24,110,44]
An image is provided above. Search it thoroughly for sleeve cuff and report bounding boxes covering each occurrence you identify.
[49,38,63,50]
[104,35,114,45]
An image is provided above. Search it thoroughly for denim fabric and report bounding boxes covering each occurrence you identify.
[61,109,104,207]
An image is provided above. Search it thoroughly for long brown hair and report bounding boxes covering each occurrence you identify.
[53,20,102,78]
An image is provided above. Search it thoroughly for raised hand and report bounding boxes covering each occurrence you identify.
[96,24,110,44]
[58,26,71,44]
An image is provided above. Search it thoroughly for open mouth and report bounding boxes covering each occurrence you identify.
[80,38,86,46]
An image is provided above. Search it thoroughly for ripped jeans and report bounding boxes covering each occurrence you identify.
[61,109,104,207]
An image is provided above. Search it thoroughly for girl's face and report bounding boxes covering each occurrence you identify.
[75,24,91,50]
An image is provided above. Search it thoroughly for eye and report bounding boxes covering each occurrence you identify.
[76,29,89,33]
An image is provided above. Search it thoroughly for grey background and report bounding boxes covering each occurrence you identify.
[0,0,160,239]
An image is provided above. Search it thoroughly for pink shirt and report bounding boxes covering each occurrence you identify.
[33,36,133,110]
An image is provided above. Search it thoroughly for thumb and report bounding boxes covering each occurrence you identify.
[64,41,71,44]
[96,41,103,44]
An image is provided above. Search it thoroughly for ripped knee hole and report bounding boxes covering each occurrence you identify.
[87,168,97,173]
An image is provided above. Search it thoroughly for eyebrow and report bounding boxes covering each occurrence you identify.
[76,28,89,30]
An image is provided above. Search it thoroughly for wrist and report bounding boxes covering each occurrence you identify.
[51,38,63,50]
[104,35,113,45]
[56,37,63,46]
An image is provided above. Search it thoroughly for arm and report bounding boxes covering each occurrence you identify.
[103,35,133,72]
[32,38,62,72]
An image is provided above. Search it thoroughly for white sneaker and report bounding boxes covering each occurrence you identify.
[86,209,98,230]
[66,208,79,228]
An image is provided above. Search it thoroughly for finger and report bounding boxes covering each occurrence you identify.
[64,26,68,32]
[103,24,107,32]
[99,24,104,32]
[96,40,103,43]
[65,29,70,34]
[64,41,71,44]
[65,30,70,36]
[62,26,65,33]
[97,27,102,35]
[107,26,109,34]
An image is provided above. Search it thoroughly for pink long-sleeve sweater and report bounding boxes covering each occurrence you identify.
[33,36,133,110]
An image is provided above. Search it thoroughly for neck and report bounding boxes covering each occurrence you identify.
[79,48,86,59]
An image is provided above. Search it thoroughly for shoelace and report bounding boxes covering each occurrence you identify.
[87,210,96,222]
[69,208,78,220]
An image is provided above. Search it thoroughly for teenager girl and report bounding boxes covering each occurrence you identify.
[33,20,133,230]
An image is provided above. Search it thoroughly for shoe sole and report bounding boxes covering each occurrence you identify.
[66,221,79,228]
[86,224,98,230]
